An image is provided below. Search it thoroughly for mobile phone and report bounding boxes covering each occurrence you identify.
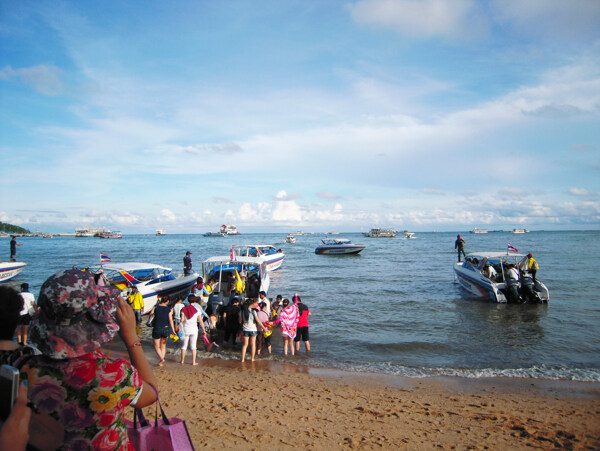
[0,364,20,421]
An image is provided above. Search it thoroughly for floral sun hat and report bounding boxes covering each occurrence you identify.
[30,269,121,359]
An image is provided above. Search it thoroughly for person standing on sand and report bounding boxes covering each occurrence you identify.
[294,294,311,354]
[179,298,205,365]
[455,234,466,262]
[256,301,272,356]
[240,298,268,362]
[183,251,193,276]
[150,296,175,366]
[10,236,22,262]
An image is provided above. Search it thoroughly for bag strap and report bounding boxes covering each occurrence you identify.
[147,384,171,427]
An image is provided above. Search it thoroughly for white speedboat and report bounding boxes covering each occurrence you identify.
[155,229,166,236]
[0,262,26,282]
[454,252,549,303]
[90,262,198,314]
[315,238,366,255]
[362,228,396,238]
[404,231,416,239]
[232,245,285,271]
[285,234,296,244]
[471,228,488,234]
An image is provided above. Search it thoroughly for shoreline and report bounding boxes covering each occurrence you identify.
[103,340,600,449]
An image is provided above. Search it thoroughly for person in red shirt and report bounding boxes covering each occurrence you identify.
[293,294,311,354]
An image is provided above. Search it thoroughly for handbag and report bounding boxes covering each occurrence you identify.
[146,312,155,328]
[126,389,194,451]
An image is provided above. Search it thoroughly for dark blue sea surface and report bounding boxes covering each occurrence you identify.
[4,230,600,381]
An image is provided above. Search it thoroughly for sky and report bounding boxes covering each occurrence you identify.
[1,0,599,233]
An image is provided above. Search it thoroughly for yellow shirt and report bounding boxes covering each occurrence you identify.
[528,257,539,271]
[128,291,144,310]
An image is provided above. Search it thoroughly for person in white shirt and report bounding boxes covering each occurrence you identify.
[17,283,36,345]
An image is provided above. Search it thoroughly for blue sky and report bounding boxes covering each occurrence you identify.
[1,0,599,233]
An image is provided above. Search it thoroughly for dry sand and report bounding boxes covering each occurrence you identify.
[105,343,600,450]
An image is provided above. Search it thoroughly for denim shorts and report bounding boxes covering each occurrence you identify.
[243,330,258,337]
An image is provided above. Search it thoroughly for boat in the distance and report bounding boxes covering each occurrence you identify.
[96,230,122,239]
[362,228,396,238]
[155,229,166,236]
[288,231,307,236]
[511,228,529,234]
[0,261,27,283]
[315,238,366,255]
[285,234,296,244]
[204,224,241,237]
[232,245,285,272]
[404,231,416,239]
[471,228,489,234]
[453,251,549,303]
[90,262,198,314]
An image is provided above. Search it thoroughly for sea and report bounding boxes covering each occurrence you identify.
[4,230,600,382]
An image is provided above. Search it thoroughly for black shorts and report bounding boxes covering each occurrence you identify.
[152,326,170,339]
[294,327,309,342]
[18,314,31,326]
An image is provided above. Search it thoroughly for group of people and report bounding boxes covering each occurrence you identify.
[0,268,159,450]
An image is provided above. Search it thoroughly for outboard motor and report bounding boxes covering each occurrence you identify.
[520,274,541,303]
[506,277,522,303]
[207,291,224,316]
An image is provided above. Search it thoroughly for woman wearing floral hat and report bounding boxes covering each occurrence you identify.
[18,269,158,450]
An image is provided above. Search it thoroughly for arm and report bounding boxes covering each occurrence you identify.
[168,309,175,334]
[116,297,158,408]
[0,381,30,451]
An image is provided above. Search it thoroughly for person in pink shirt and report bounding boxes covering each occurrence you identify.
[293,294,311,354]
[271,297,299,356]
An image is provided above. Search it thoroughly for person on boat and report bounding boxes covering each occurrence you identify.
[519,270,541,303]
[183,251,193,276]
[482,263,497,281]
[10,236,22,262]
[127,285,144,324]
[526,253,539,281]
[17,283,36,346]
[271,298,300,356]
[294,294,311,354]
[150,296,175,366]
[454,235,466,262]
[239,298,268,362]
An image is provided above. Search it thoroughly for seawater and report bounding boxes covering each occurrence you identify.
[4,231,600,382]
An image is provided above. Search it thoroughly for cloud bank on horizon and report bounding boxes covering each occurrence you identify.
[1,0,599,233]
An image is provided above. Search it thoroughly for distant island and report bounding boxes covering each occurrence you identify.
[0,222,31,235]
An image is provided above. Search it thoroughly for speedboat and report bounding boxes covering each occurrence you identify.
[454,252,549,303]
[155,229,166,236]
[0,262,26,283]
[404,231,416,239]
[362,228,396,238]
[90,262,198,314]
[285,234,296,244]
[232,245,285,271]
[201,255,270,314]
[315,238,366,255]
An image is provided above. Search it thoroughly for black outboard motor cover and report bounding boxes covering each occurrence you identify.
[521,276,541,303]
[506,278,522,303]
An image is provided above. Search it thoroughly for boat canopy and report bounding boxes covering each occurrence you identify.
[233,245,279,256]
[321,238,352,245]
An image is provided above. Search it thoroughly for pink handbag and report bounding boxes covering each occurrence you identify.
[126,391,194,451]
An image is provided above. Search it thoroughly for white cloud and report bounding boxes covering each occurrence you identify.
[0,64,64,95]
[567,188,597,197]
[349,0,487,40]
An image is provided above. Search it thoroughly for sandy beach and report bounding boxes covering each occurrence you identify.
[104,343,600,450]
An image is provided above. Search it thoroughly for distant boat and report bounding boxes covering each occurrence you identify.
[155,229,166,236]
[204,224,240,237]
[362,228,396,238]
[404,232,416,239]
[96,230,122,239]
[511,228,529,234]
[288,231,307,236]
[285,234,296,244]
[471,228,489,234]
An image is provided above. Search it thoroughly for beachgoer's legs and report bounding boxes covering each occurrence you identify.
[241,335,249,362]
[249,336,257,361]
[180,334,190,364]
[153,338,163,365]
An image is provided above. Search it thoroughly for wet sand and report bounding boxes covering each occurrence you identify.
[103,341,600,449]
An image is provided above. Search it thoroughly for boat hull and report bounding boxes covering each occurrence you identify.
[0,262,27,283]
[315,245,365,255]
[137,274,198,314]
[264,253,285,271]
